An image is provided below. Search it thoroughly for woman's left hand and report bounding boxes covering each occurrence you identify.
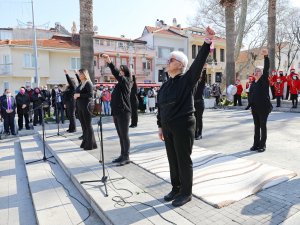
[74,93,80,99]
[205,26,215,40]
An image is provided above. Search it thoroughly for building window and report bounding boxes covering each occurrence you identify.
[178,48,184,52]
[192,45,196,59]
[95,39,100,45]
[71,57,80,70]
[220,49,225,62]
[118,42,124,48]
[23,53,35,68]
[25,81,31,87]
[158,47,174,59]
[121,58,127,66]
[213,48,217,62]
[198,45,202,54]
[4,81,9,90]
[143,60,151,70]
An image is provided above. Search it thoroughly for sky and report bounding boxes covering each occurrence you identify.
[0,0,299,39]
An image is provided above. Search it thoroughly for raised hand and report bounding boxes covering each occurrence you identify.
[101,54,112,64]
[261,49,268,56]
[205,26,215,40]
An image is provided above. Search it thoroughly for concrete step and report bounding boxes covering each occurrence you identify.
[0,139,37,225]
[19,135,104,225]
[41,128,193,225]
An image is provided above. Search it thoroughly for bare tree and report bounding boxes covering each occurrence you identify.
[79,0,95,83]
[219,0,237,86]
[267,0,276,72]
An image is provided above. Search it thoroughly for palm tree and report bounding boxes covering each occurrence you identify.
[79,0,95,83]
[220,0,236,87]
[268,0,276,72]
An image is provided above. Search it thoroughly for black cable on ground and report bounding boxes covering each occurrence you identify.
[94,122,177,225]
[48,164,91,225]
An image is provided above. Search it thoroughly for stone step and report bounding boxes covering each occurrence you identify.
[0,139,37,225]
[41,128,193,225]
[19,135,104,225]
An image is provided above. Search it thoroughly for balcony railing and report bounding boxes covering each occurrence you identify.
[0,64,12,75]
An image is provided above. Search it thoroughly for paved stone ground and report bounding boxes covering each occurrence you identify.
[62,109,300,225]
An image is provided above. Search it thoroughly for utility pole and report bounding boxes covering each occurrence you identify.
[31,0,39,87]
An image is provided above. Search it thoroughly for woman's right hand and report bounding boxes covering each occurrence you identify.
[158,128,164,141]
[101,54,112,64]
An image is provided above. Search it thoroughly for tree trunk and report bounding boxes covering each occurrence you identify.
[268,0,276,72]
[79,0,95,83]
[234,0,247,61]
[225,5,236,86]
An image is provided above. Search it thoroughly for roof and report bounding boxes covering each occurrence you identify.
[94,35,146,44]
[0,36,79,49]
[144,26,187,38]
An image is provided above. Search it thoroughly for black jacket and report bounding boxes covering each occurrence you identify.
[130,75,138,107]
[157,42,211,127]
[0,95,16,115]
[64,74,77,105]
[248,56,273,114]
[31,92,45,109]
[108,63,132,116]
[75,80,93,107]
[51,89,64,106]
[16,93,31,113]
[194,69,207,101]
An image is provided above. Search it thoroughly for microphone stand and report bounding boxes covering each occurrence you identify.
[26,103,55,165]
[80,100,108,197]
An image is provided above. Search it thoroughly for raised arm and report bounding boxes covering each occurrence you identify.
[64,70,76,90]
[101,54,125,83]
[262,49,269,80]
[186,27,215,85]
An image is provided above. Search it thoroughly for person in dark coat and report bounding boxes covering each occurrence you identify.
[51,85,64,124]
[194,68,207,140]
[16,87,31,130]
[0,89,16,135]
[101,54,132,166]
[137,88,147,112]
[129,75,138,128]
[157,27,215,207]
[31,87,45,126]
[74,69,97,150]
[41,86,51,118]
[247,49,272,152]
[64,69,77,132]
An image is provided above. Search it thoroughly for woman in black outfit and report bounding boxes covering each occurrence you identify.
[129,75,138,128]
[64,69,77,132]
[102,54,132,166]
[247,49,272,152]
[157,27,215,207]
[74,69,97,150]
[194,68,207,140]
[31,87,45,126]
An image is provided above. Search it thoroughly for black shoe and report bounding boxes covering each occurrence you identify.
[129,124,137,128]
[195,135,202,140]
[78,135,83,140]
[112,156,123,163]
[276,105,280,107]
[257,145,266,152]
[250,146,259,151]
[164,190,180,202]
[26,127,30,130]
[118,158,130,166]
[18,128,23,131]
[84,145,97,151]
[172,195,192,207]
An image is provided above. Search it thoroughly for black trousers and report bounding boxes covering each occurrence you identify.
[271,86,275,99]
[130,99,138,126]
[162,115,195,196]
[194,101,204,137]
[252,110,269,148]
[43,106,50,117]
[234,94,242,106]
[291,94,298,107]
[54,102,64,124]
[286,86,290,100]
[77,102,97,150]
[18,111,29,129]
[113,112,131,159]
[66,101,76,131]
[276,96,282,107]
[3,112,15,134]
[33,108,42,125]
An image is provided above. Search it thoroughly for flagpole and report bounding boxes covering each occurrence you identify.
[31,0,39,87]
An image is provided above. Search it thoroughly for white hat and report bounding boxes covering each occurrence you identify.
[169,51,188,72]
